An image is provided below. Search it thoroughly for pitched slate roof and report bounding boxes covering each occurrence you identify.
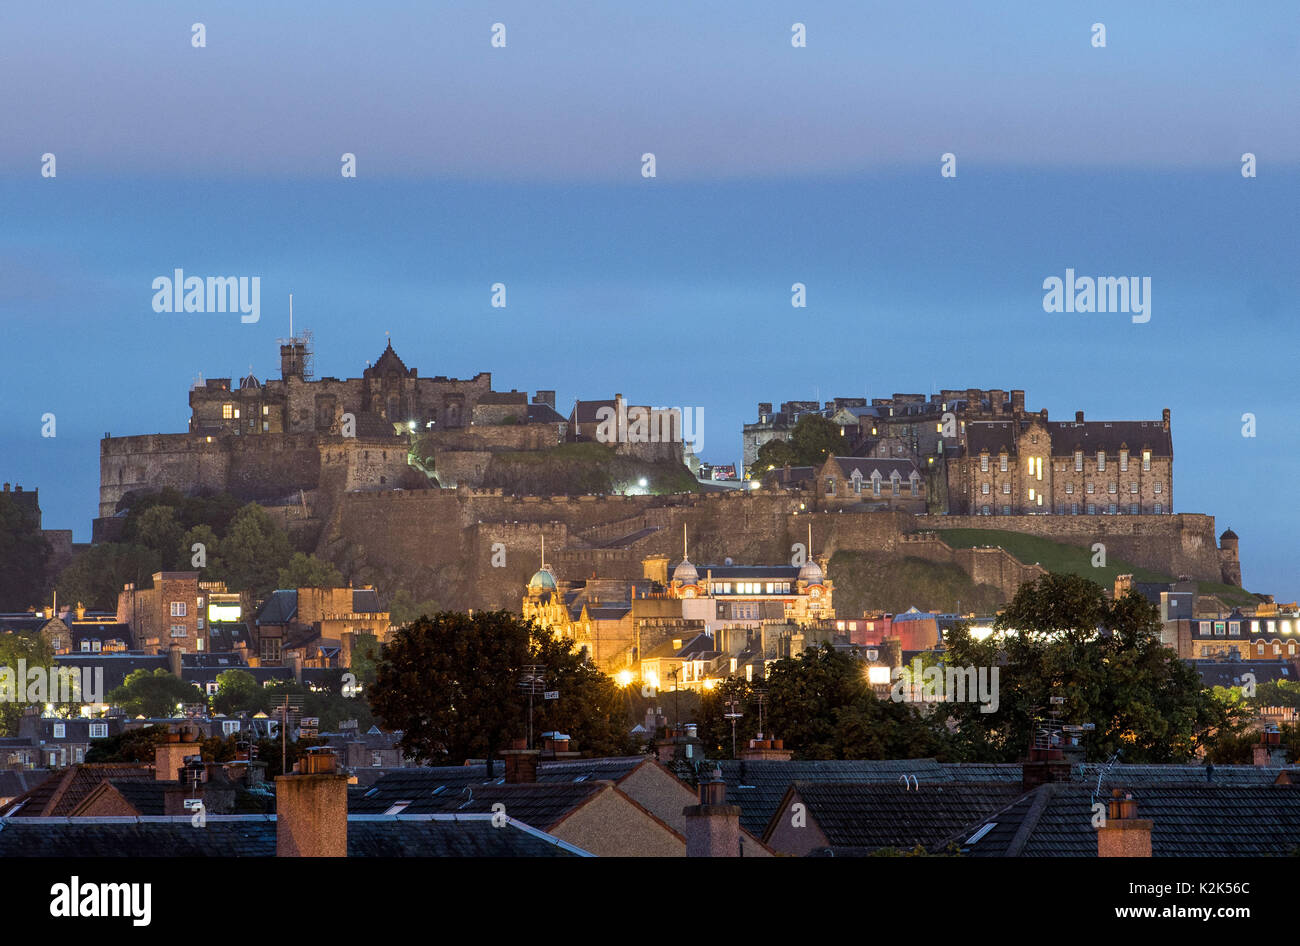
[0,770,47,800]
[955,782,1300,856]
[0,814,586,857]
[528,403,567,426]
[782,780,1025,854]
[255,590,299,625]
[478,391,528,406]
[422,781,607,829]
[0,764,155,817]
[1047,420,1172,457]
[1195,661,1295,688]
[716,758,955,836]
[827,457,920,480]
[571,399,616,424]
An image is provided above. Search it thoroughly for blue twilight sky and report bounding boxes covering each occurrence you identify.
[0,2,1297,595]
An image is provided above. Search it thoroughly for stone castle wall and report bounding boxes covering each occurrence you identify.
[317,489,1234,612]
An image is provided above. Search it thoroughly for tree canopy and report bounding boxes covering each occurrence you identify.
[941,573,1238,762]
[0,493,52,610]
[750,414,845,476]
[369,611,633,772]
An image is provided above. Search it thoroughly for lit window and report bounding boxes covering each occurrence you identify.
[262,405,269,415]
[222,403,233,419]
[234,408,240,419]
[826,478,835,495]
[1143,450,1151,471]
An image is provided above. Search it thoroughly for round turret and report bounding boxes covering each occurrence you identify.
[528,566,558,593]
[672,558,699,585]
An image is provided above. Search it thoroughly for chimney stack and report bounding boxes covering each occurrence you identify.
[500,738,540,783]
[1253,727,1286,767]
[1075,410,1084,423]
[155,727,201,781]
[684,766,742,857]
[276,747,348,857]
[1097,789,1153,857]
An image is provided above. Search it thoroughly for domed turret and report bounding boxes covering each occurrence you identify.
[798,558,824,585]
[528,566,558,593]
[672,558,699,585]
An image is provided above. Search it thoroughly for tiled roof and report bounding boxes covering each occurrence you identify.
[0,770,47,800]
[964,419,1172,458]
[0,815,585,857]
[53,655,168,691]
[255,590,298,626]
[1047,420,1172,457]
[785,780,1025,853]
[956,783,1300,856]
[716,759,955,836]
[827,457,920,479]
[0,764,155,817]
[571,399,616,424]
[1194,661,1295,688]
[353,757,656,814]
[478,391,528,406]
[527,403,567,425]
[422,781,606,829]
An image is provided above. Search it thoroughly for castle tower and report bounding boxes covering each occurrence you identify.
[1219,528,1242,587]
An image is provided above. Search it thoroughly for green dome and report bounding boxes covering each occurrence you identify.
[528,567,558,592]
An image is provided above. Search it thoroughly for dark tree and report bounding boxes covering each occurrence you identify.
[370,611,631,772]
[0,492,52,610]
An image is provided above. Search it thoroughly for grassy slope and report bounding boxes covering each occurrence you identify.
[484,443,699,495]
[936,528,1259,607]
[828,550,1006,616]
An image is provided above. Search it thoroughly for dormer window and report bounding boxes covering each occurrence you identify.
[1142,450,1151,471]
[1120,449,1128,471]
[1097,451,1105,471]
[999,453,1008,472]
[1075,450,1083,471]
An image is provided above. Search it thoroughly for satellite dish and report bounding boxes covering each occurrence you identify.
[724,557,733,566]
